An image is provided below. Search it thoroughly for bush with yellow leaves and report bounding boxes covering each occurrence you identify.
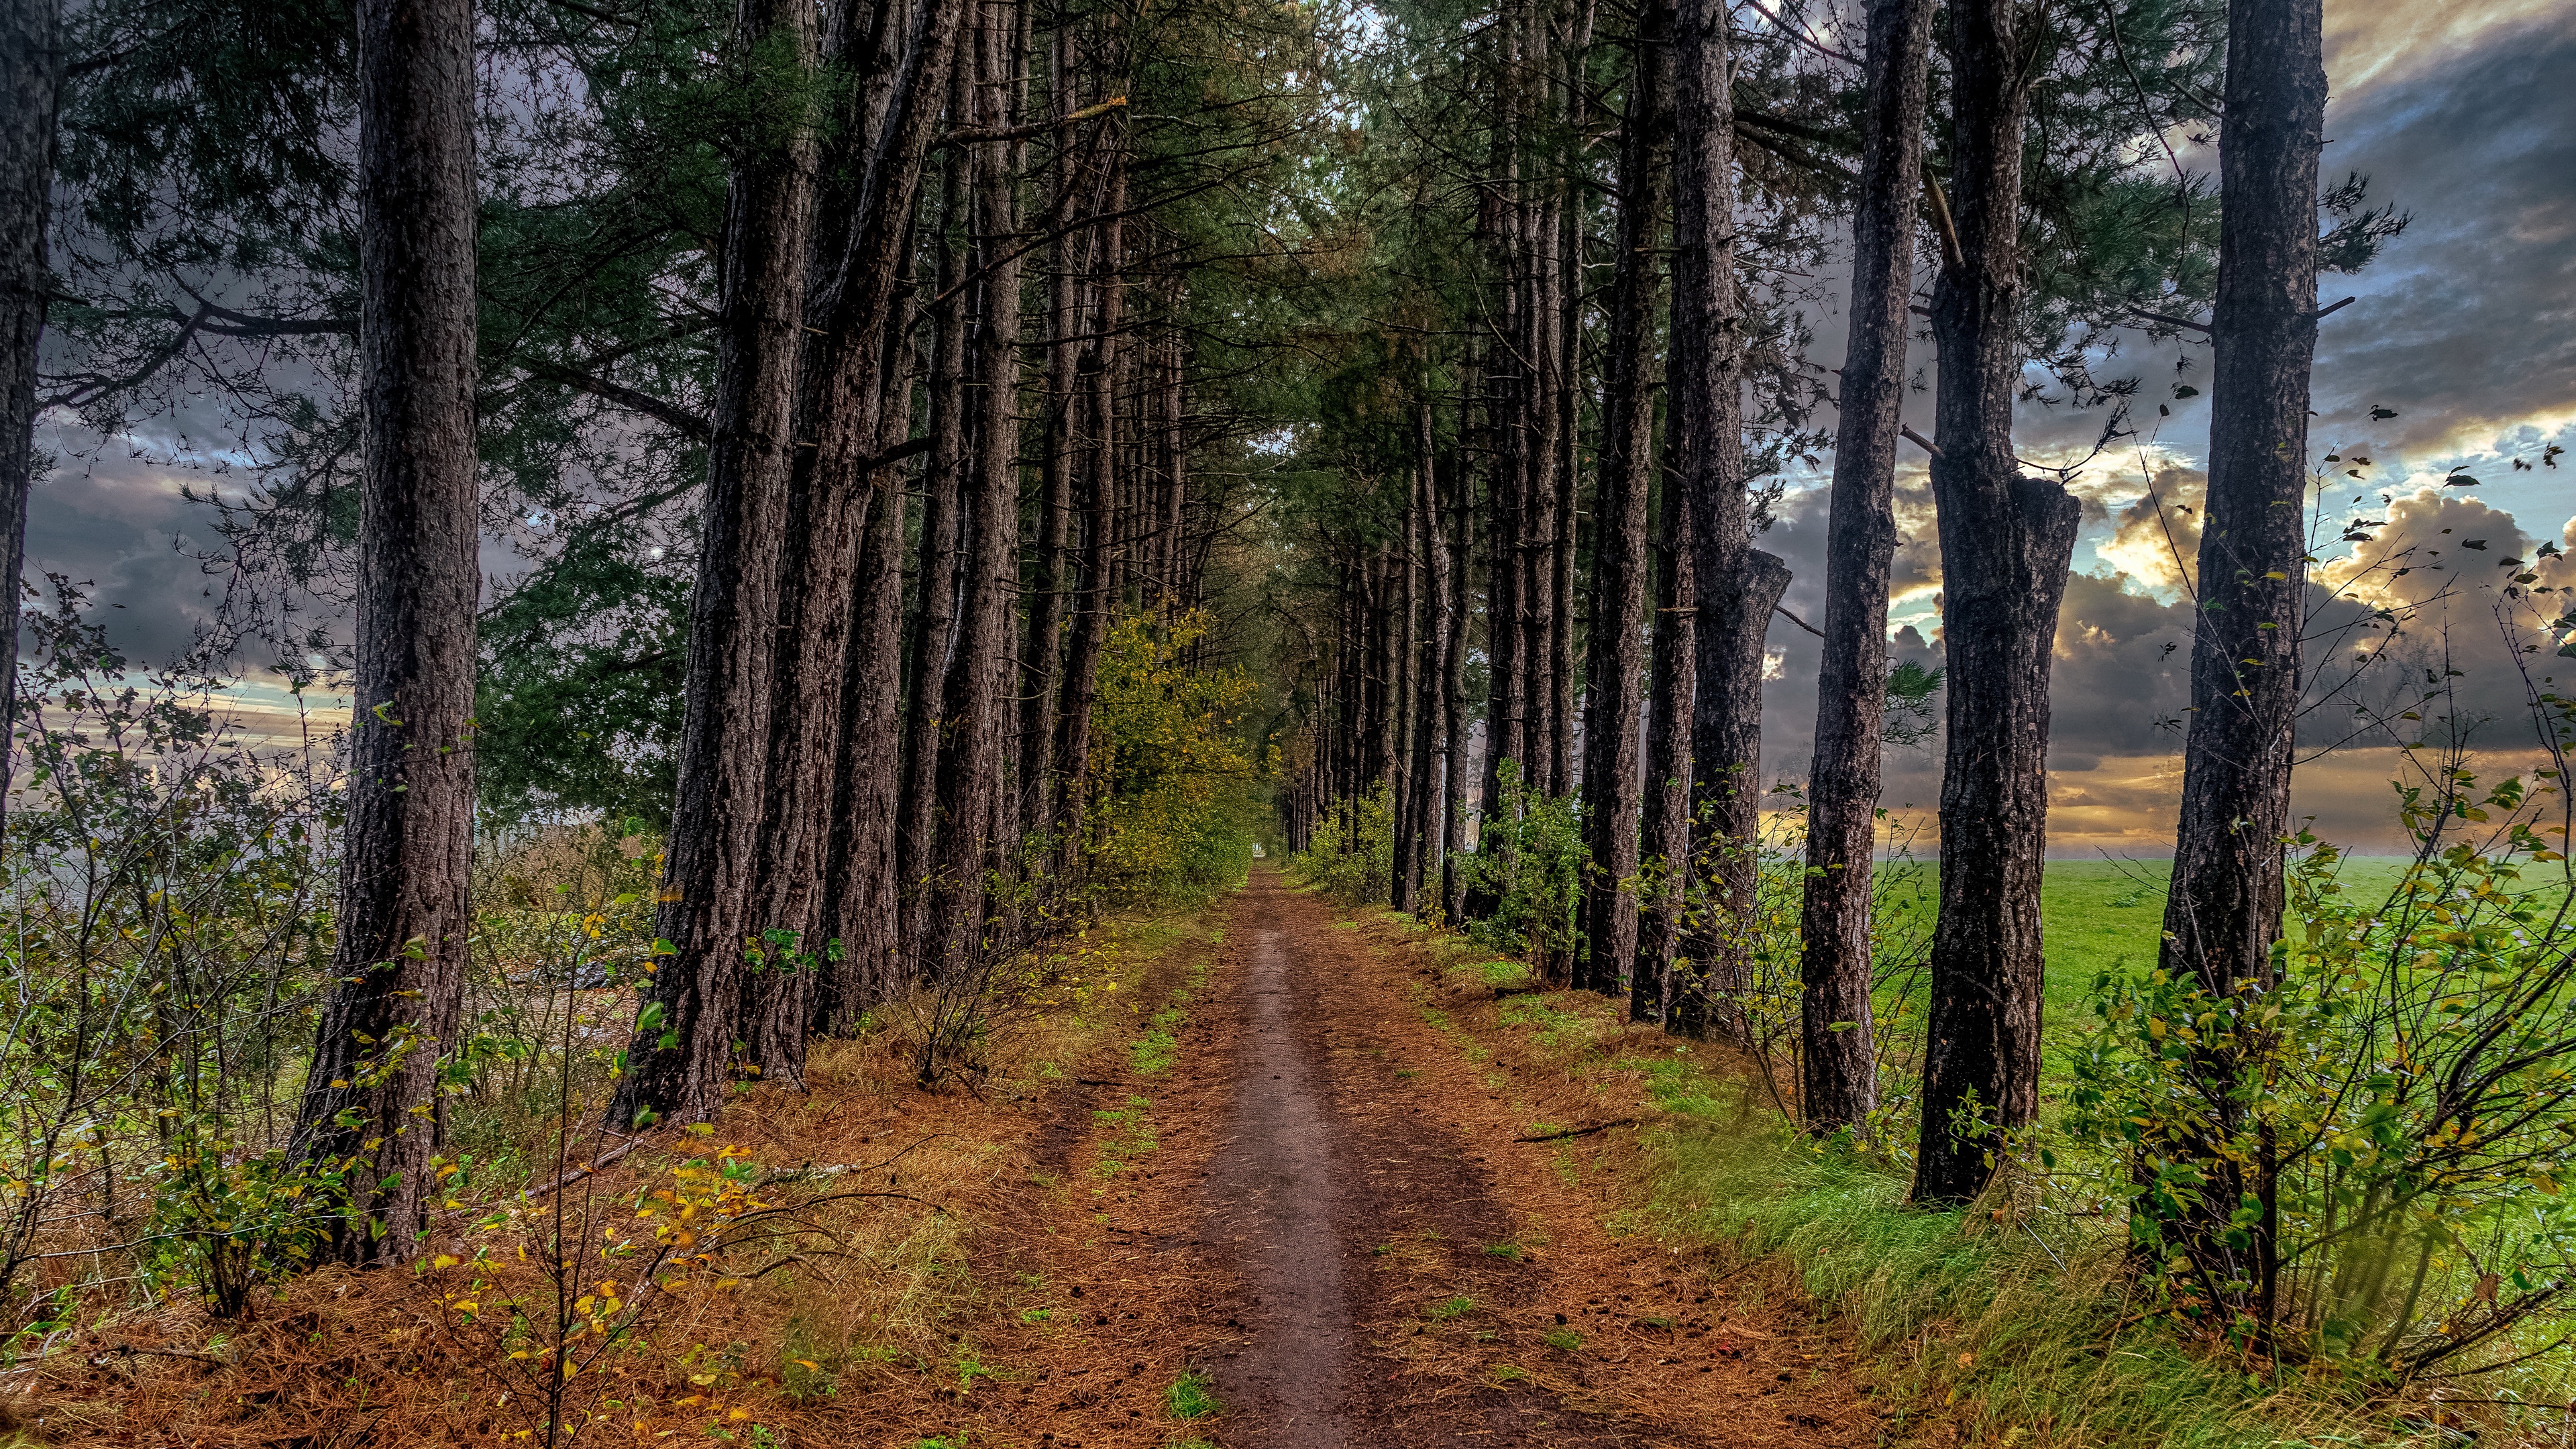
[1078,610,1260,907]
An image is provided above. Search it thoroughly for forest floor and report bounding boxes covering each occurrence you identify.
[890,865,1874,1449]
[20,869,1884,1448]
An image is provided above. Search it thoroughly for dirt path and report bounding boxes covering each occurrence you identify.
[922,867,1876,1448]
[1201,915,1356,1446]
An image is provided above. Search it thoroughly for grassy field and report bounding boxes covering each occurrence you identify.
[1874,856,2426,1024]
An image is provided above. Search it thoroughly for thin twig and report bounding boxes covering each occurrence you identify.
[1515,1118,1637,1144]
[1774,604,1824,638]
[2127,305,2210,335]
[1923,180,1967,274]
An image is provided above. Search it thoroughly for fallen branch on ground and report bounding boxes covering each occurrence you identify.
[1515,1119,1637,1144]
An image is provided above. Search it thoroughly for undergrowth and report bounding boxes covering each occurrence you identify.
[1387,906,2576,1448]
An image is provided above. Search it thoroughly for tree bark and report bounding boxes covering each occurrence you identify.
[1156,323,1187,611]
[1519,168,1561,805]
[820,411,912,1034]
[617,0,956,1123]
[931,0,1031,966]
[1796,0,1933,1136]
[1019,24,1083,843]
[1634,428,1696,1025]
[1478,19,1525,831]
[896,127,974,958]
[1576,0,1670,999]
[1406,401,1452,915]
[2157,0,2326,1325]
[1053,156,1126,863]
[746,0,961,1086]
[1548,0,1587,802]
[1443,358,1479,920]
[0,0,61,815]
[1911,0,2082,1205]
[1672,0,1784,1037]
[1687,545,1788,1037]
[614,0,816,1120]
[1393,471,1424,910]
[289,0,480,1262]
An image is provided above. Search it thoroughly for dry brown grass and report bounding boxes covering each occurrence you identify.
[9,905,1230,1448]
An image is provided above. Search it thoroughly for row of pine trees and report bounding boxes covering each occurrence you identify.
[1271,0,2334,1304]
[0,0,2353,1327]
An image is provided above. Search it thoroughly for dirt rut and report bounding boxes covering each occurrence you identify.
[1200,922,1354,1445]
[1187,870,1870,1448]
[958,869,1871,1449]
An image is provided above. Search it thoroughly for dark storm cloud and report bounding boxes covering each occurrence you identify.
[1754,470,2568,854]
[2300,7,2576,459]
[1758,483,2192,810]
[23,427,235,662]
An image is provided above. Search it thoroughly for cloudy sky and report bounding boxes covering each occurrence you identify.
[26,0,2576,854]
[1756,0,2576,855]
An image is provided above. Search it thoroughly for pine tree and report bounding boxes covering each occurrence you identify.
[288,0,480,1261]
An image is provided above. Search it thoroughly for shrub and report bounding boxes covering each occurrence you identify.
[1,586,341,1331]
[1082,611,1260,908]
[1451,762,1582,976]
[1289,780,1393,905]
[2072,803,2576,1375]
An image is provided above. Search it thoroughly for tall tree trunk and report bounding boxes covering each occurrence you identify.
[1688,545,1789,1036]
[2157,0,2326,1326]
[1911,0,2082,1205]
[289,0,479,1260]
[1519,168,1560,805]
[744,0,959,1089]
[1634,428,1695,1024]
[1392,476,1423,910]
[1407,401,1451,915]
[616,0,816,1118]
[1796,0,1933,1136]
[1381,549,1400,794]
[1020,50,1083,843]
[0,0,60,816]
[1053,156,1126,865]
[897,128,974,956]
[1478,18,1524,830]
[1443,358,1478,920]
[620,0,958,1123]
[1156,323,1187,611]
[1672,0,1786,1038]
[932,0,1032,965]
[820,421,911,1032]
[1575,0,1669,999]
[1548,0,1587,802]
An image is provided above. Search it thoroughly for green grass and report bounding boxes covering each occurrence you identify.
[1873,860,2430,1077]
[1130,1005,1183,1075]
[1166,1368,1220,1419]
[1495,993,1595,1046]
[1426,1295,1476,1321]
[1445,859,2548,1444]
[1644,1116,2408,1449]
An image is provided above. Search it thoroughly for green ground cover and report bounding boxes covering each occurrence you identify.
[1877,857,2426,1041]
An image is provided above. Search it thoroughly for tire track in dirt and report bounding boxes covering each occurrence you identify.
[934,869,1871,1448]
[1195,869,1872,1448]
[1197,922,1353,1445]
